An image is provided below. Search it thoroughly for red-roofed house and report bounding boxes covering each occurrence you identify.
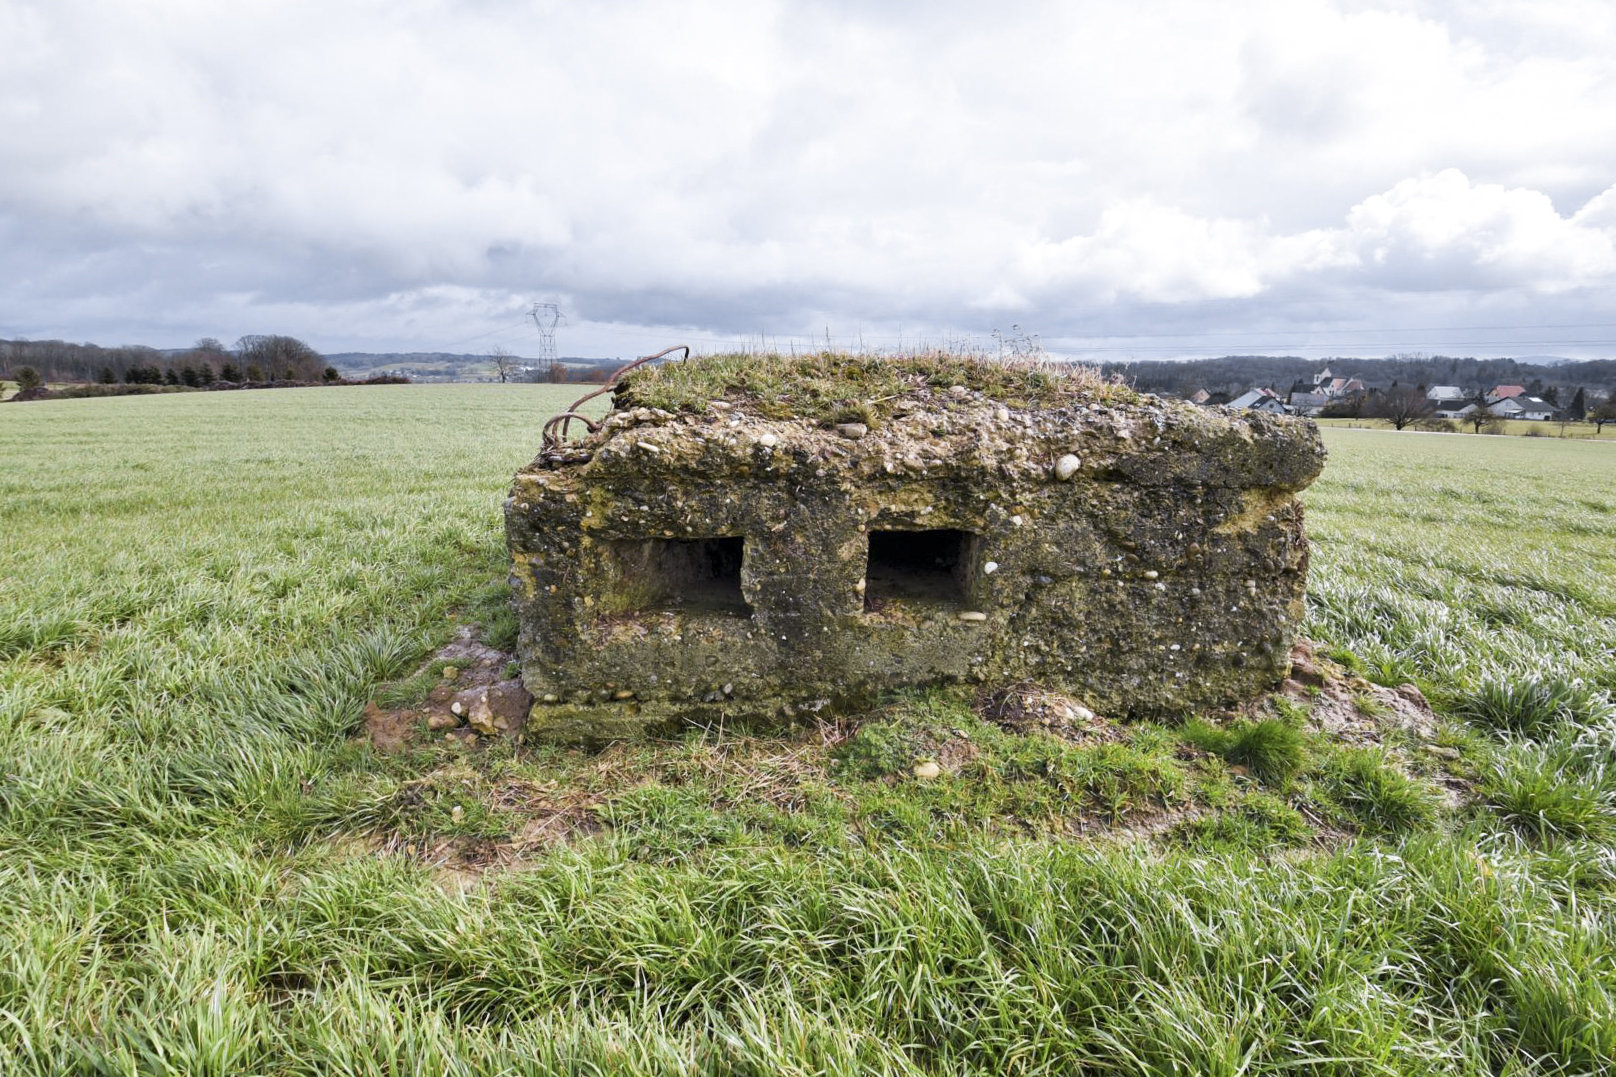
[1486,385,1526,404]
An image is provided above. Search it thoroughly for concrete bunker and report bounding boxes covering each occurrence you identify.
[506,354,1326,742]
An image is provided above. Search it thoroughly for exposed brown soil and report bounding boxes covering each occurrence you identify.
[363,626,526,752]
[1277,639,1439,744]
[362,702,413,754]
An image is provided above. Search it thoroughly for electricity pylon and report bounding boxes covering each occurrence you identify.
[528,303,565,366]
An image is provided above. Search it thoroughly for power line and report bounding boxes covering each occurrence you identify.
[1050,321,1616,341]
[421,320,534,352]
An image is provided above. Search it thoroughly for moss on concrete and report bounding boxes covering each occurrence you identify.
[508,353,1325,742]
[614,350,1137,427]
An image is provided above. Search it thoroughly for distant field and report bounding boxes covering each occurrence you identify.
[1305,427,1616,690]
[2,390,1613,1073]
[1314,415,1615,439]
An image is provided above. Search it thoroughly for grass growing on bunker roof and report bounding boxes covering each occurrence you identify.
[612,349,1136,424]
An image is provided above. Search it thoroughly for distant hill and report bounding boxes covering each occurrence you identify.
[1102,355,1616,399]
[326,352,619,381]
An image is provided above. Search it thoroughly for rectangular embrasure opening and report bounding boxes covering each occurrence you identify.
[605,536,750,616]
[864,528,973,612]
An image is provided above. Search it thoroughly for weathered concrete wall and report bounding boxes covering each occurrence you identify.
[506,375,1324,742]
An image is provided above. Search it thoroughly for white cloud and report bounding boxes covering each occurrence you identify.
[1330,170,1616,289]
[2,0,1615,356]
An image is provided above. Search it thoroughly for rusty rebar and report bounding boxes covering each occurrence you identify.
[539,344,690,461]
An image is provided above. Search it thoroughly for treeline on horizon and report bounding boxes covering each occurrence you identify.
[1101,354,1616,399]
[1,335,623,387]
[0,335,332,385]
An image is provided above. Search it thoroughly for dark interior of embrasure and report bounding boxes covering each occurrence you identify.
[606,536,750,616]
[864,528,974,611]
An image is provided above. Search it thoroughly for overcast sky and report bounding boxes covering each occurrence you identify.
[5,0,1616,362]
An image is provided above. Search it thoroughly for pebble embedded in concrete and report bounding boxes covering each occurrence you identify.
[1054,454,1081,481]
[835,422,868,439]
[958,610,988,622]
[983,561,999,574]
[757,433,778,448]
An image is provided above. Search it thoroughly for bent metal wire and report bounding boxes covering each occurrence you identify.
[538,344,690,464]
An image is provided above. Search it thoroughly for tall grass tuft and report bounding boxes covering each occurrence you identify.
[1182,717,1308,788]
[1484,727,1616,843]
[1455,677,1615,739]
[1316,748,1441,835]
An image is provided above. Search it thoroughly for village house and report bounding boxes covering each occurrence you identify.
[1311,367,1367,398]
[1425,384,1476,419]
[1280,365,1369,415]
[1432,399,1480,419]
[1487,395,1556,421]
[1285,389,1333,416]
[1227,387,1289,414]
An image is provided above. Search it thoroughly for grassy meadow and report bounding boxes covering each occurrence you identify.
[2,387,1614,1074]
[1314,416,1616,439]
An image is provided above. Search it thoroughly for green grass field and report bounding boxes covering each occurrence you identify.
[1314,415,1616,439]
[2,388,1614,1074]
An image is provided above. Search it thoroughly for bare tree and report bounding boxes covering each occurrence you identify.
[1365,385,1435,430]
[490,345,518,384]
[235,335,325,381]
[1592,397,1616,435]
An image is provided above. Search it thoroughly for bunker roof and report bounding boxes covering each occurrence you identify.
[613,351,1136,425]
[534,352,1320,492]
